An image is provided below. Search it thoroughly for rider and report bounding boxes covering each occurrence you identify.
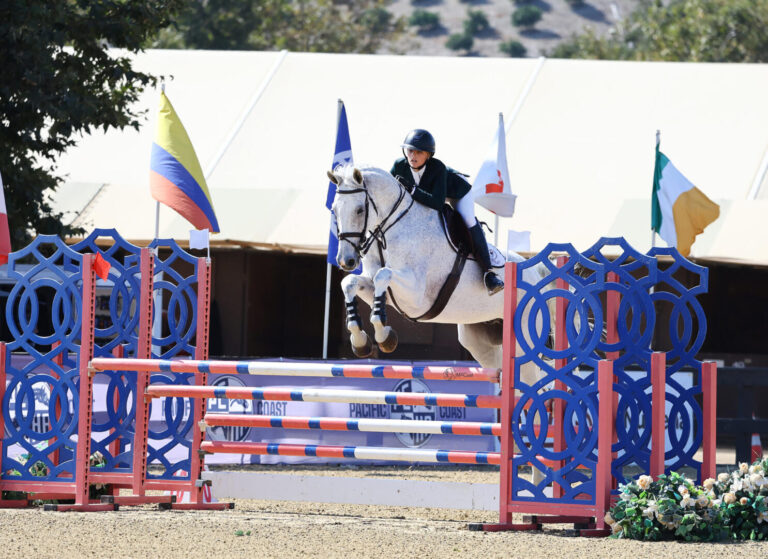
[390,129,504,296]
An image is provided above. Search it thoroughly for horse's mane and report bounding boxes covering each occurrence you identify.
[333,163,396,188]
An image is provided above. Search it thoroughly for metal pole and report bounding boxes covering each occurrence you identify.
[322,99,344,359]
[322,262,332,360]
[154,201,160,239]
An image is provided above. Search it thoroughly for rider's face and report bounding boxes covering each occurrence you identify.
[405,148,430,169]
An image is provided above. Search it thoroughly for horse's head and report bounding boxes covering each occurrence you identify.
[328,165,410,272]
[327,166,372,271]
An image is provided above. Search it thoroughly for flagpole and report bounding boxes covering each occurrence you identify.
[322,99,344,360]
[652,129,660,250]
[151,82,166,355]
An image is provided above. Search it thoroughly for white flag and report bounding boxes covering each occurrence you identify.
[189,228,210,250]
[471,113,517,217]
[507,230,531,254]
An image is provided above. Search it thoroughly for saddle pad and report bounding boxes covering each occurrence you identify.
[489,244,505,269]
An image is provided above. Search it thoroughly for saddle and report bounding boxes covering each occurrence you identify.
[387,205,503,323]
[438,205,505,269]
[440,204,473,255]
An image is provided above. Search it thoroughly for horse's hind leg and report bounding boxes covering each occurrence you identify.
[341,274,373,358]
[370,268,398,353]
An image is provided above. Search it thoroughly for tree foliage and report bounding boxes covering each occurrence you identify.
[446,33,473,54]
[463,9,490,37]
[511,5,543,28]
[0,1,182,247]
[409,9,440,33]
[152,0,403,54]
[499,39,527,57]
[552,0,768,62]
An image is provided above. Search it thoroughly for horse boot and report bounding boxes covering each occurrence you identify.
[468,221,504,296]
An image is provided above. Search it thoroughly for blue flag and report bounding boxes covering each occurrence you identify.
[326,102,360,273]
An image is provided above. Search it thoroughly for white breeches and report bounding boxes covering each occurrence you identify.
[455,190,477,227]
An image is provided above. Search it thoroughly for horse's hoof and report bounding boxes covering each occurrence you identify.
[351,336,373,358]
[378,329,398,353]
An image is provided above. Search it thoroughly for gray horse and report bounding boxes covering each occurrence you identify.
[328,164,554,373]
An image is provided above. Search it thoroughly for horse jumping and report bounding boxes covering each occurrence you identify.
[328,164,554,371]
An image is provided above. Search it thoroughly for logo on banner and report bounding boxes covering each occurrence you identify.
[206,375,253,442]
[390,379,435,448]
[485,170,504,194]
[333,149,353,169]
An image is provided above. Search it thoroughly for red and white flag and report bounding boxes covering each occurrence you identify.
[471,113,517,217]
[0,171,11,265]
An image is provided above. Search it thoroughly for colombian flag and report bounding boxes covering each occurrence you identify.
[150,91,219,233]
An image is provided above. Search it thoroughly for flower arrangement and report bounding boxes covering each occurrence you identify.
[607,458,768,541]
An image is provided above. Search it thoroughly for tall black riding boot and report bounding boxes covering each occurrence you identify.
[468,221,504,296]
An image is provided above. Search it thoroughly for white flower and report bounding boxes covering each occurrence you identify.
[702,478,715,490]
[712,498,722,507]
[739,462,750,474]
[677,484,690,496]
[696,495,709,508]
[749,464,763,475]
[604,512,615,525]
[724,492,737,505]
[680,495,694,508]
[642,501,658,518]
[718,472,731,483]
[637,475,653,490]
[740,497,749,505]
[611,522,623,534]
[758,511,768,524]
[620,491,632,501]
[749,473,767,487]
[730,478,744,492]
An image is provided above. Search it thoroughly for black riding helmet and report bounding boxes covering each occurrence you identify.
[401,129,436,154]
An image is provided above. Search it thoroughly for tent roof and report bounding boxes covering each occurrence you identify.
[53,49,768,264]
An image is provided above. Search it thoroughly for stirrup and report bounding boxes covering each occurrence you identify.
[483,271,504,296]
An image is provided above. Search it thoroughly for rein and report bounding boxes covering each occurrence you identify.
[335,177,414,258]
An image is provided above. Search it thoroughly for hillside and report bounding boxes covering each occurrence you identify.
[384,0,643,58]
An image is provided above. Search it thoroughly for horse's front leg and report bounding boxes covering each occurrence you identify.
[370,267,398,353]
[341,273,374,358]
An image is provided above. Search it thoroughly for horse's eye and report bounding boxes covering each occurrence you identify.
[356,207,364,216]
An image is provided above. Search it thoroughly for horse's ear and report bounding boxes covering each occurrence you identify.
[352,168,363,185]
[327,170,339,185]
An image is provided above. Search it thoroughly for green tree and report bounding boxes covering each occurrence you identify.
[409,9,440,32]
[153,0,403,54]
[500,39,527,57]
[446,33,473,54]
[0,1,183,247]
[512,5,543,28]
[463,9,490,37]
[552,0,768,62]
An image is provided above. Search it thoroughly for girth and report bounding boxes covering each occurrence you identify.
[379,241,468,323]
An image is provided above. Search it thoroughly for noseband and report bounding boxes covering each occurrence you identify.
[335,176,412,258]
[335,185,378,254]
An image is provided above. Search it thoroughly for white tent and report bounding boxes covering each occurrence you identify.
[53,49,768,264]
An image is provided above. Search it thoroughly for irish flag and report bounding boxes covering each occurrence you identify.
[651,141,719,257]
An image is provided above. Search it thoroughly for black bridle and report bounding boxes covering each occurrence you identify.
[334,176,413,258]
